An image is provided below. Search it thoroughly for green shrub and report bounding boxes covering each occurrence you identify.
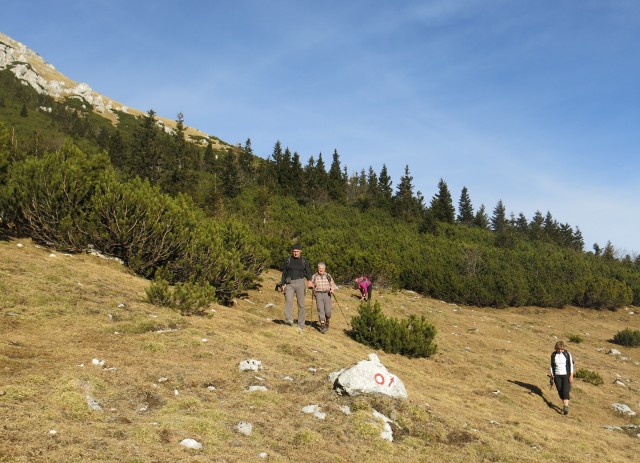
[568,334,584,343]
[350,301,437,358]
[574,368,603,386]
[613,328,640,347]
[146,279,216,316]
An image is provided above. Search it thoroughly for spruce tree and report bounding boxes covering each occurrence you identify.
[490,200,508,233]
[328,149,346,202]
[393,165,421,221]
[430,178,455,223]
[473,204,490,229]
[457,186,474,226]
[378,164,393,209]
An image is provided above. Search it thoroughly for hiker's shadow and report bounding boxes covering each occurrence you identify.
[508,380,562,414]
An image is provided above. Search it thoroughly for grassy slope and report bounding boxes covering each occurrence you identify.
[1,239,639,463]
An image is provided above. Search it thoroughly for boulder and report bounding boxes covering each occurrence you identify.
[329,353,408,399]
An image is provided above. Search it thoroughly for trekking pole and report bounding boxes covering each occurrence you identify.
[331,292,351,328]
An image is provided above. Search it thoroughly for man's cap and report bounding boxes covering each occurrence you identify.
[291,243,302,251]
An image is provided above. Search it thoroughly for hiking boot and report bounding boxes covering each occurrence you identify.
[319,321,327,334]
[563,405,569,415]
[325,317,330,329]
[286,319,294,326]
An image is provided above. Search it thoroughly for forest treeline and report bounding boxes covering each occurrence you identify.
[1,68,638,308]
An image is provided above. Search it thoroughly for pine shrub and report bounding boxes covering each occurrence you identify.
[568,334,584,343]
[574,368,603,386]
[350,301,437,358]
[146,279,216,316]
[613,328,640,347]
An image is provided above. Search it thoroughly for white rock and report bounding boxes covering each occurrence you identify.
[91,358,105,367]
[302,404,326,420]
[258,452,268,458]
[180,438,202,449]
[236,422,253,436]
[340,405,352,415]
[330,353,408,399]
[207,386,216,391]
[239,359,262,372]
[246,385,268,392]
[86,395,103,412]
[609,349,622,356]
[16,243,23,248]
[372,410,394,442]
[612,403,636,416]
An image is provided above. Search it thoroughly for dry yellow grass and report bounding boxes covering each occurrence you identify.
[1,238,639,462]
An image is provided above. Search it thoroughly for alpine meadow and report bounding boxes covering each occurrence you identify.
[1,32,640,463]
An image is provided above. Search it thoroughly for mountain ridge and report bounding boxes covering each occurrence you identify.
[0,31,227,148]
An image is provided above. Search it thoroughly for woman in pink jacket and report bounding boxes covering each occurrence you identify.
[355,276,372,301]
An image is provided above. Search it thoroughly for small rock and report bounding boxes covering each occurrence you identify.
[236,422,253,436]
[91,358,105,367]
[609,349,622,356]
[258,452,268,458]
[246,385,268,392]
[158,377,168,383]
[239,359,262,372]
[180,438,202,450]
[207,386,216,391]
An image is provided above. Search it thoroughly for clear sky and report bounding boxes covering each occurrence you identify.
[3,1,639,256]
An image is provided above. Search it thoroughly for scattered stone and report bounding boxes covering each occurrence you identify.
[49,253,56,258]
[207,386,216,391]
[612,403,636,416]
[180,438,202,450]
[609,349,622,356]
[330,353,408,399]
[239,359,262,372]
[340,405,352,415]
[158,377,168,383]
[308,367,317,373]
[48,429,57,436]
[201,338,208,343]
[264,303,275,309]
[258,451,268,458]
[614,379,627,387]
[16,243,23,248]
[117,302,126,308]
[372,410,394,442]
[283,376,294,382]
[246,385,268,392]
[301,404,326,420]
[85,395,103,412]
[91,358,105,367]
[236,422,253,436]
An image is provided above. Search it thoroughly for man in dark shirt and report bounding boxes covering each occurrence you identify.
[279,244,313,330]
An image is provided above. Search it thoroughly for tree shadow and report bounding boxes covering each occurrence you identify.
[508,380,562,414]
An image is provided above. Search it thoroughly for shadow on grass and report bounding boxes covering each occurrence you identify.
[508,380,563,414]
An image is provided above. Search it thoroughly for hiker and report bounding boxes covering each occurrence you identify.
[279,244,313,330]
[355,276,372,301]
[549,340,574,415]
[311,262,337,334]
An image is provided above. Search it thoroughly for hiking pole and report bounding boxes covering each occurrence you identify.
[331,292,351,328]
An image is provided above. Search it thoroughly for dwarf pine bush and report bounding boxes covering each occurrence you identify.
[568,334,584,344]
[574,368,603,386]
[350,301,437,358]
[146,279,216,316]
[613,328,640,347]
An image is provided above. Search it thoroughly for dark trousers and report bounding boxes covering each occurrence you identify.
[554,374,571,400]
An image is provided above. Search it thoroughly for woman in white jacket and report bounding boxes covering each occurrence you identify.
[550,340,574,415]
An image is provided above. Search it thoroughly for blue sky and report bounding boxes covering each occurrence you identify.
[3,1,639,255]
